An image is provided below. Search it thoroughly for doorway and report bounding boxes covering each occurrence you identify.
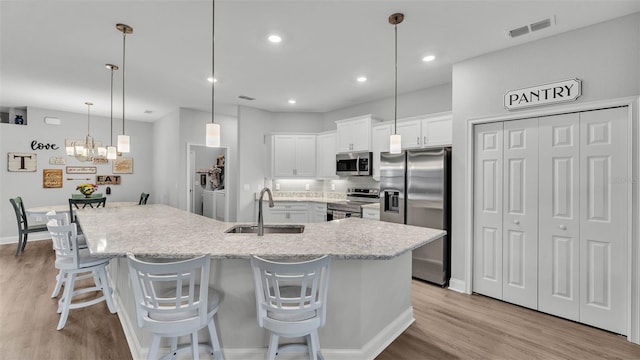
[187,144,229,221]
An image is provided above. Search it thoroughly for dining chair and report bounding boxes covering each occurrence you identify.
[138,192,150,205]
[250,255,331,360]
[127,254,224,360]
[9,196,49,256]
[46,221,116,330]
[68,197,106,224]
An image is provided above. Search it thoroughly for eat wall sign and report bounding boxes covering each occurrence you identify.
[504,79,582,110]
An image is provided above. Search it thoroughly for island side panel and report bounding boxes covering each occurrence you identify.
[112,254,414,358]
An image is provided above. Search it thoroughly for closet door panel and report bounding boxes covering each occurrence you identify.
[538,113,580,321]
[579,107,628,335]
[473,122,503,299]
[502,119,538,309]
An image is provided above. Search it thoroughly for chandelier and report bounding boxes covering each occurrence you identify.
[66,102,106,162]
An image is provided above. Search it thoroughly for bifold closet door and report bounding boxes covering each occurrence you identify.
[502,119,538,309]
[473,122,504,299]
[579,107,628,335]
[538,113,580,321]
[473,119,538,309]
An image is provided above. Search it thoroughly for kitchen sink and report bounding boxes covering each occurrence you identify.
[224,224,305,234]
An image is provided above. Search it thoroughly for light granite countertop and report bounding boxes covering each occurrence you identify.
[76,204,444,260]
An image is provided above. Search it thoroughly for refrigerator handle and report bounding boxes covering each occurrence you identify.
[356,155,360,176]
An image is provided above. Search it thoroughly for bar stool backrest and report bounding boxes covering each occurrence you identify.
[47,221,81,268]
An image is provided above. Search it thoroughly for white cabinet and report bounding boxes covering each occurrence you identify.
[472,107,629,334]
[335,115,380,153]
[203,190,225,220]
[310,203,327,223]
[362,206,380,220]
[202,190,215,218]
[272,135,316,177]
[316,131,337,179]
[396,113,452,149]
[263,202,309,224]
[214,190,225,221]
[371,123,392,180]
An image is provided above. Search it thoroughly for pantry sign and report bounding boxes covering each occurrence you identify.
[504,79,582,110]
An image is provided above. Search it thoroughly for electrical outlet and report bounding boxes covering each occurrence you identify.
[331,183,336,191]
[305,184,310,191]
[275,183,280,190]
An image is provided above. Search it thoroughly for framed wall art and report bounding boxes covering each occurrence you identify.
[43,169,63,188]
[66,166,97,174]
[113,158,133,174]
[7,152,37,172]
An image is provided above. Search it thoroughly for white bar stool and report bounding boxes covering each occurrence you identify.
[250,255,331,360]
[127,254,225,360]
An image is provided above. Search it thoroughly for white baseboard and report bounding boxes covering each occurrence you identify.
[119,301,414,360]
[448,278,468,294]
[0,234,50,245]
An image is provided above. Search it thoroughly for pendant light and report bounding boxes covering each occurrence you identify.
[206,0,221,147]
[389,13,404,154]
[106,64,119,160]
[116,23,132,153]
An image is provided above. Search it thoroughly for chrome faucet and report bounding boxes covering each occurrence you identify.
[257,187,274,236]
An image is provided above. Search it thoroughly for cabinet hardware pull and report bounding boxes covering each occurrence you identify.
[514,220,520,225]
[559,225,566,230]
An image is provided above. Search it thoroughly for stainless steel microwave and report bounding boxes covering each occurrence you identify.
[336,152,372,176]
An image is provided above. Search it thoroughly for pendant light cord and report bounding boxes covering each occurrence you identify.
[394,22,398,135]
[122,30,126,136]
[110,67,114,146]
[211,0,215,124]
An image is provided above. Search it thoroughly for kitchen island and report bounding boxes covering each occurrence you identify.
[76,204,445,360]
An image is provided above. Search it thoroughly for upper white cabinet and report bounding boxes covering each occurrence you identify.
[396,112,452,149]
[371,123,392,180]
[335,115,381,153]
[316,131,337,179]
[272,134,316,177]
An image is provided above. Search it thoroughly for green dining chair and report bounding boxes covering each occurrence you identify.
[9,196,49,256]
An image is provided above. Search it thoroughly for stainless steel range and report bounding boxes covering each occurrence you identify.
[326,188,379,220]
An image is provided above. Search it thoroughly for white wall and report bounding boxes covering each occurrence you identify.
[152,109,180,207]
[450,13,640,291]
[1,106,153,242]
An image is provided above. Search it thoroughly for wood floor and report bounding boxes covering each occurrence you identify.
[1,240,639,360]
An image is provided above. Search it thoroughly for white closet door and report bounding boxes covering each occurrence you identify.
[473,122,504,299]
[538,113,580,321]
[579,107,628,334]
[502,119,538,309]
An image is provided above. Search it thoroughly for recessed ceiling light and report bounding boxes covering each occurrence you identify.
[268,34,282,43]
[288,99,296,104]
[357,76,367,82]
[422,55,436,62]
[207,77,217,83]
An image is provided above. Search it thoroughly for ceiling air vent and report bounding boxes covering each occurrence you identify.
[531,17,552,32]
[508,25,529,38]
[507,15,555,38]
[238,95,255,101]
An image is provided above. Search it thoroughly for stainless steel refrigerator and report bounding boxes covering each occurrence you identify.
[380,147,451,286]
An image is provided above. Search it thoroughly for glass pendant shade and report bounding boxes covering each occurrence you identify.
[97,147,107,157]
[117,134,130,153]
[66,146,75,156]
[389,134,402,154]
[206,123,221,147]
[106,146,117,160]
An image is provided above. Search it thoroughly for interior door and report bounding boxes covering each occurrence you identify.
[579,107,628,334]
[473,122,504,299]
[502,119,538,309]
[538,113,580,321]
